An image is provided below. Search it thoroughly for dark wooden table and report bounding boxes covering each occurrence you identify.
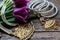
[0,0,60,40]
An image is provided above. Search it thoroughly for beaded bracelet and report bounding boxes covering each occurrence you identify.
[38,1,49,12]
[39,2,58,17]
[31,0,46,10]
[39,2,54,13]
[27,0,46,10]
[41,6,58,17]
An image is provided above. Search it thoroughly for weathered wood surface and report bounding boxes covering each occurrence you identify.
[0,0,60,40]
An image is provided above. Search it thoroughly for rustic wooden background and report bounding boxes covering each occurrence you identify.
[0,0,60,40]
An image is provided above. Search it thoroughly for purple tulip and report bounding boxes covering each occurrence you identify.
[13,0,30,8]
[13,0,30,23]
[14,6,30,23]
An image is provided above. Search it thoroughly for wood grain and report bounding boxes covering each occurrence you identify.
[0,0,60,40]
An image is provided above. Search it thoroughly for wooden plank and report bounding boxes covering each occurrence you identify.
[1,32,60,40]
[30,32,60,40]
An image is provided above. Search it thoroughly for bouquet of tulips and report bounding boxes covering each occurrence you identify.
[0,0,38,26]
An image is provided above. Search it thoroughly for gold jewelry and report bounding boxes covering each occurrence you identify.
[12,23,35,40]
[45,19,58,30]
